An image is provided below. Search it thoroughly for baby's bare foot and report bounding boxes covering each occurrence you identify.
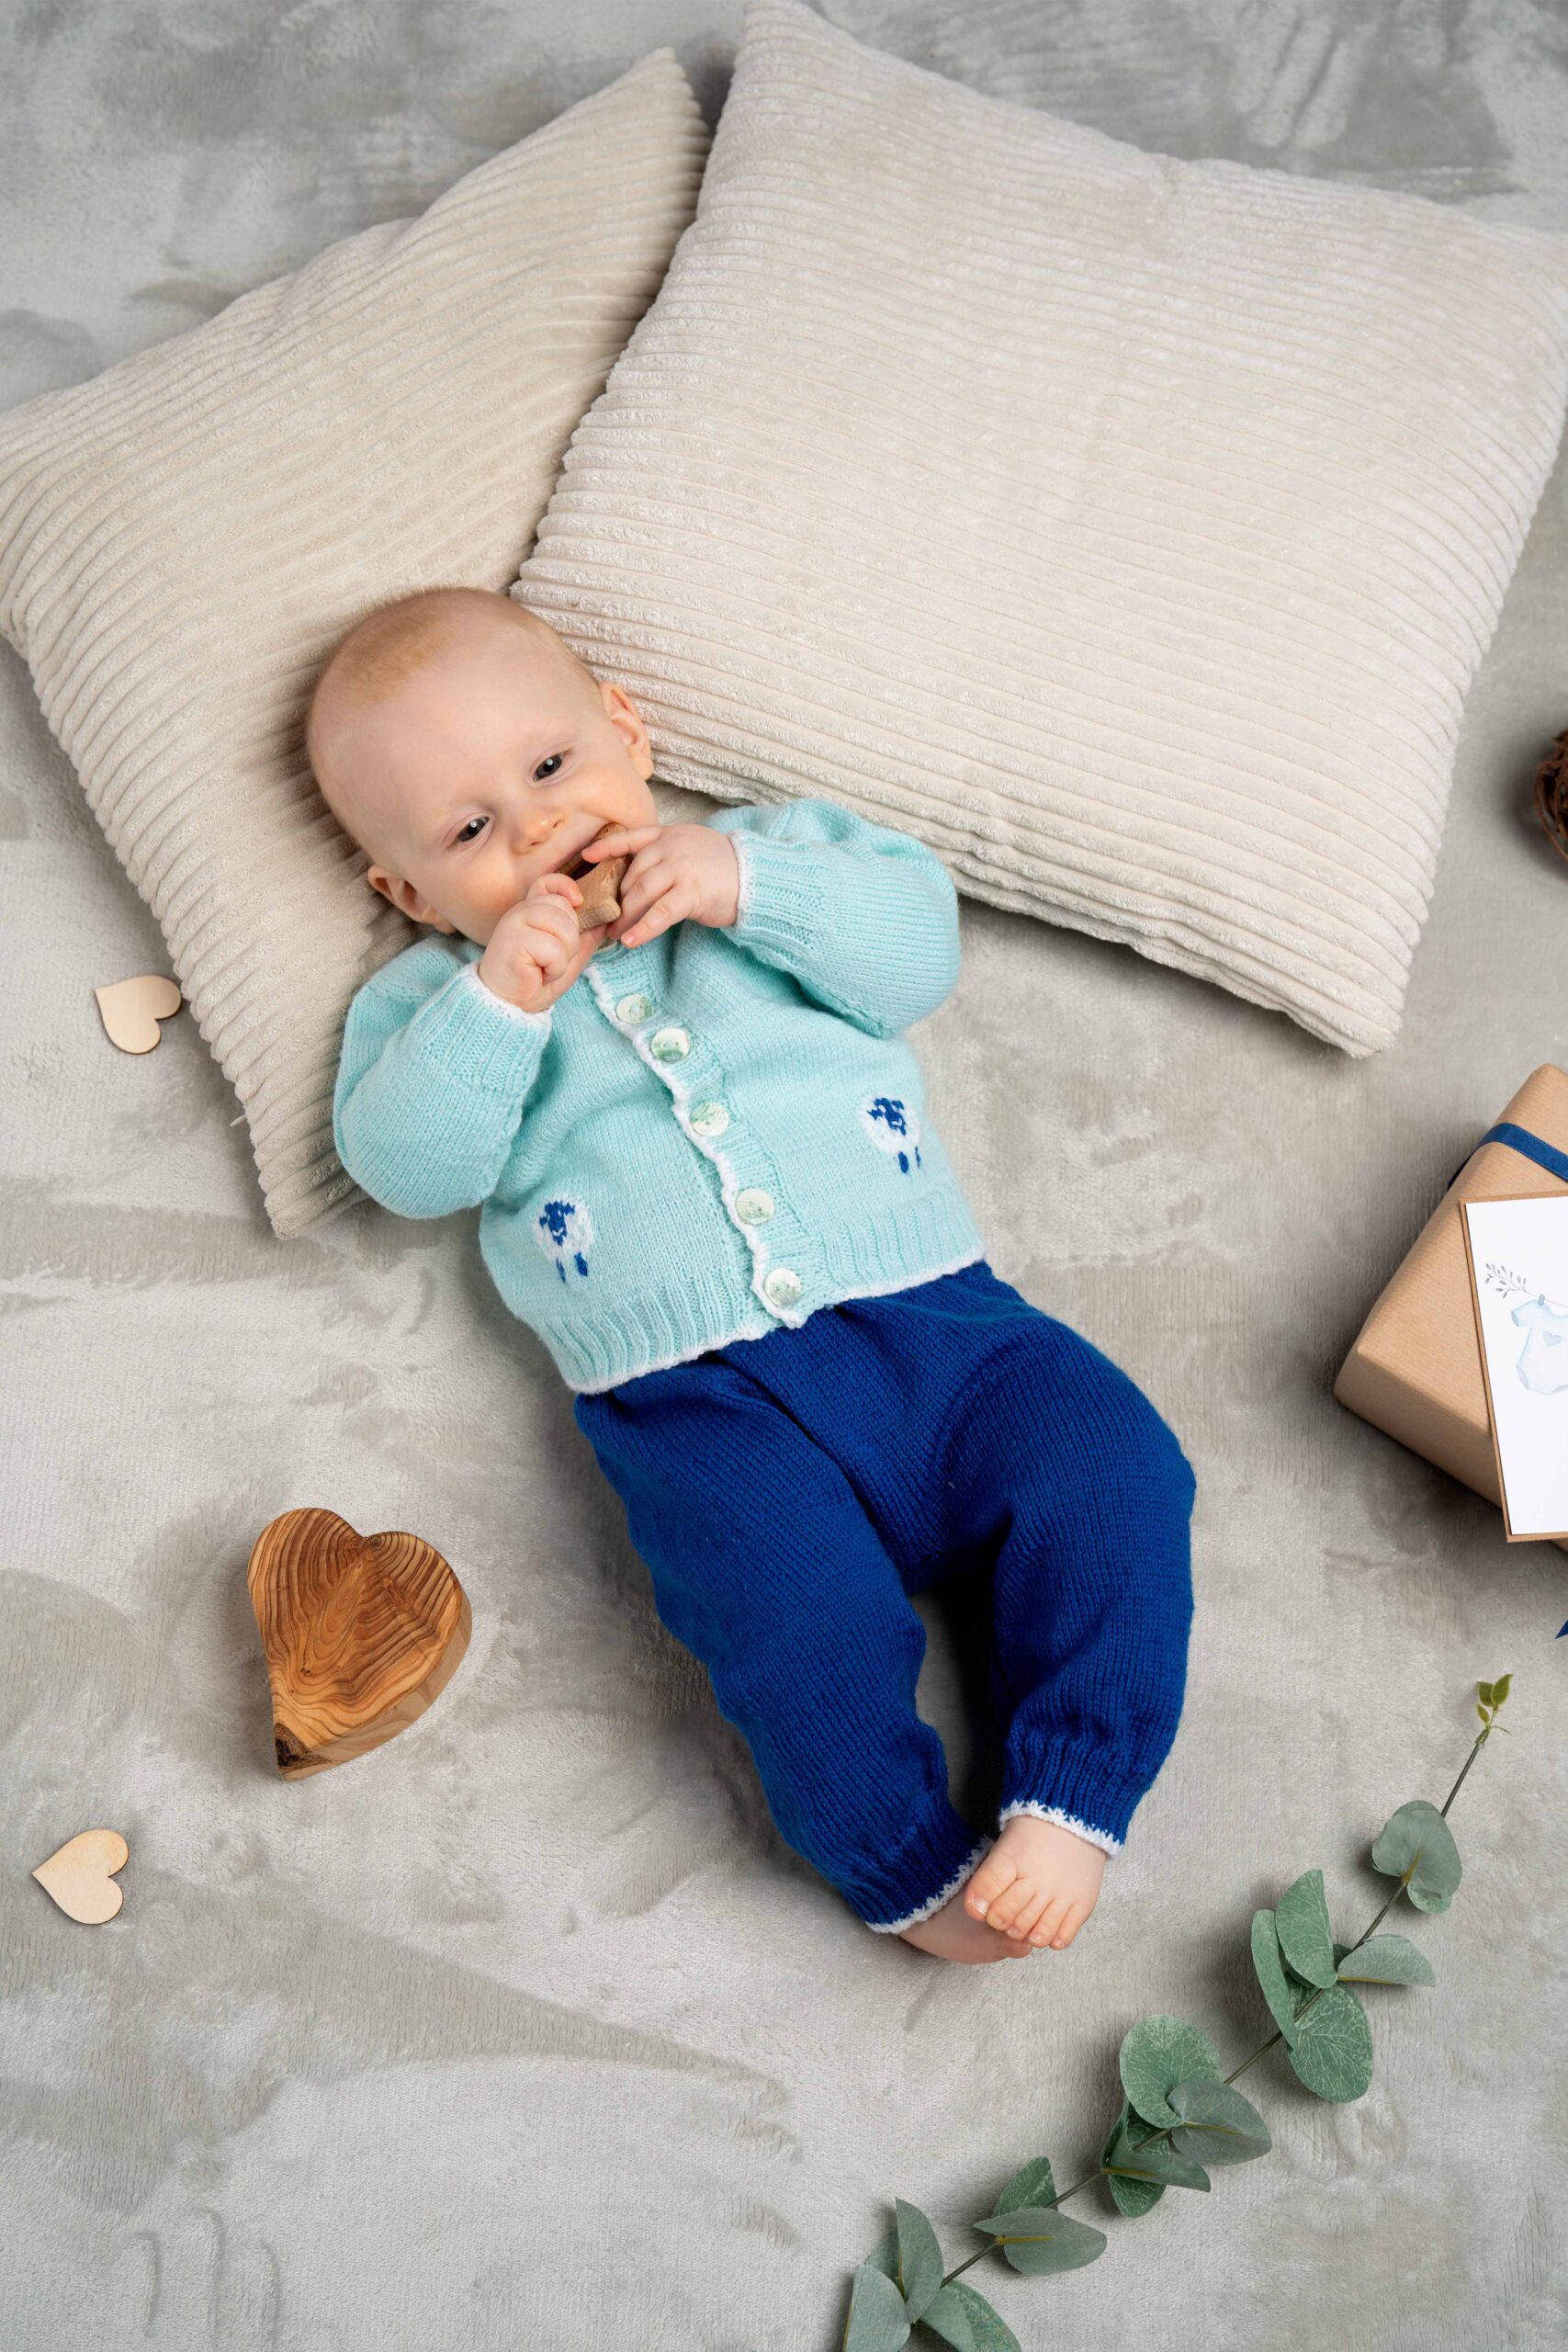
[897,1879,1036,1963]
[964,1815,1108,1949]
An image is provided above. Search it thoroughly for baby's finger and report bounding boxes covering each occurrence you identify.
[538,884,583,927]
[581,825,660,859]
[617,879,692,948]
[517,912,576,974]
[606,852,674,929]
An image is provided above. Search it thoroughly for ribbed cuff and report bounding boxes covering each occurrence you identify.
[999,1736,1152,1856]
[407,960,553,1095]
[856,1810,998,1934]
[728,829,824,965]
[863,1832,998,1935]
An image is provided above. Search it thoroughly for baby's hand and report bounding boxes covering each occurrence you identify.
[476,871,610,1014]
[580,822,741,948]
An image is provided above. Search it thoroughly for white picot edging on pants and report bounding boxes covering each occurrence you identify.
[864,1833,998,1935]
[998,1800,1123,1857]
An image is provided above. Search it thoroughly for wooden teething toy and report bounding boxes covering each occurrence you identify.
[33,1828,130,1923]
[563,822,631,933]
[247,1508,471,1779]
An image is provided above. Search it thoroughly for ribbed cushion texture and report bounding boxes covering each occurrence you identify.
[0,50,709,1238]
[513,0,1568,1057]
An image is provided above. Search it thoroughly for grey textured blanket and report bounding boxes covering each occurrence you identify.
[4,6,1565,2346]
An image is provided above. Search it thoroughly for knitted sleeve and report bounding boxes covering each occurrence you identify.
[707,797,961,1037]
[333,940,553,1219]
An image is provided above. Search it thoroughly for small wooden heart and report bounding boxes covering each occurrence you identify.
[246,1507,471,1779]
[96,974,183,1054]
[33,1828,130,1923]
[563,823,631,933]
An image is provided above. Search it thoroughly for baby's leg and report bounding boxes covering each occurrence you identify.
[573,1359,1020,1960]
[944,1316,1196,1949]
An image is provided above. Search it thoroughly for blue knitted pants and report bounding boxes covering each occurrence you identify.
[572,1258,1196,1935]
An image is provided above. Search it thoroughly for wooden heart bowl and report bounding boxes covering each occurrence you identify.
[247,1508,471,1779]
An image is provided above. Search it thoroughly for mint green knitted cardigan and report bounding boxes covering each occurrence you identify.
[332,795,987,1392]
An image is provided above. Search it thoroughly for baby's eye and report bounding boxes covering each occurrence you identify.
[534,752,565,780]
[453,816,487,846]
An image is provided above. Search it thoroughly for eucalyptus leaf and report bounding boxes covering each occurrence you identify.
[1119,2015,1224,2129]
[867,2228,900,2282]
[1279,1953,1322,2000]
[1103,2168,1164,2220]
[1250,1910,1303,2047]
[1371,1799,1461,1913]
[842,2261,909,2351]
[973,2205,1107,2276]
[1275,1869,1337,1987]
[1100,2099,1164,2217]
[1335,1933,1435,1986]
[1103,2127,1211,2191]
[1167,2079,1272,2165]
[1287,1983,1374,2102]
[992,2155,1055,2216]
[892,2201,944,2324]
[917,2280,1022,2352]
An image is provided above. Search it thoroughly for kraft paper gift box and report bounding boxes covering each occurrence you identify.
[1334,1065,1568,1552]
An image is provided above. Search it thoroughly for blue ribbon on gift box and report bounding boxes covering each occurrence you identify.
[1467,1122,1568,1187]
[1448,1120,1568,1623]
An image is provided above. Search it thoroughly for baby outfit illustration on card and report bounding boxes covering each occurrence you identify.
[1507,1292,1568,1396]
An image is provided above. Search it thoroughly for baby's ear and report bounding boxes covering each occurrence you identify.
[367,865,452,932]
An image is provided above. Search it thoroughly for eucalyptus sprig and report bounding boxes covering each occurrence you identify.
[840,1674,1512,2351]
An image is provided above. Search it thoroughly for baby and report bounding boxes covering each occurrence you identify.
[312,585,1197,1965]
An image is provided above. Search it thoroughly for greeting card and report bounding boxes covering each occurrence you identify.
[1461,1194,1568,1541]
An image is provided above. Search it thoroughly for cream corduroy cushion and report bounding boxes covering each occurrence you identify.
[514,0,1568,1056]
[0,51,708,1237]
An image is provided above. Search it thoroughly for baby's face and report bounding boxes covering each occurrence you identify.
[321,615,658,946]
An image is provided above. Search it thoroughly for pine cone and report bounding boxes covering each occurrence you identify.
[1536,727,1568,868]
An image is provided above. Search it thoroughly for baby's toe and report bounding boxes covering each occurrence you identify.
[985,1874,1037,1934]
[964,1850,1020,1921]
[1029,1894,1073,1947]
[1049,1904,1088,1950]
[1008,1885,1052,1939]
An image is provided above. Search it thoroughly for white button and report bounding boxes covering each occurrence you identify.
[615,992,651,1025]
[763,1267,803,1309]
[689,1101,729,1138]
[735,1187,774,1224]
[649,1026,690,1062]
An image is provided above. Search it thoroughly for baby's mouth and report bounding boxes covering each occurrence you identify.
[547,822,614,879]
[554,821,621,881]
